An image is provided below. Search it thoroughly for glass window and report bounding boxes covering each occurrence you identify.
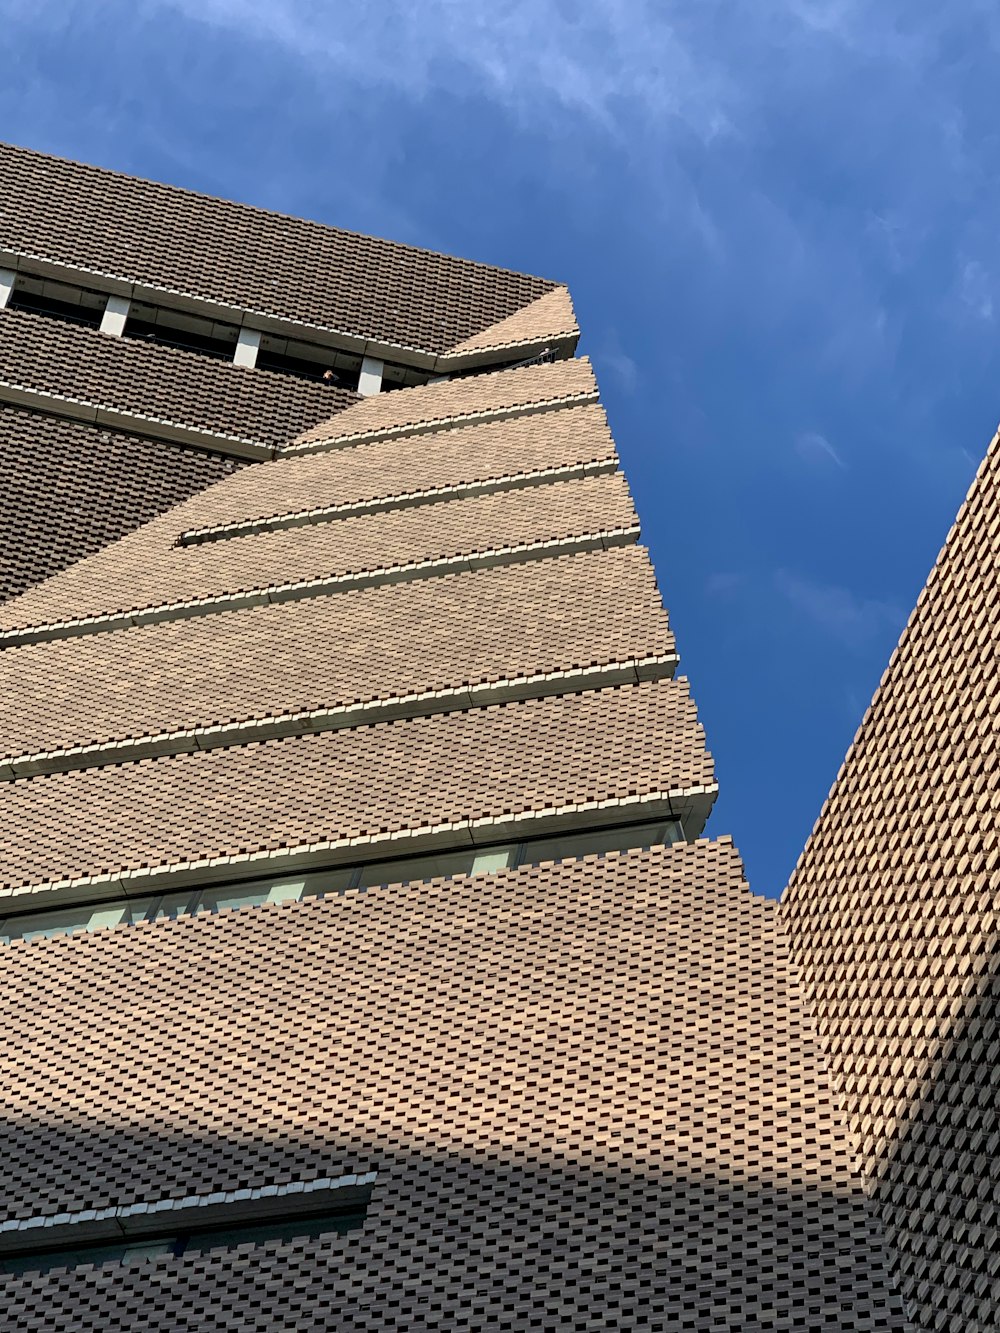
[469,848,516,874]
[355,844,516,888]
[519,820,683,868]
[149,890,201,922]
[356,848,472,888]
[3,899,136,944]
[0,1207,368,1275]
[0,819,684,945]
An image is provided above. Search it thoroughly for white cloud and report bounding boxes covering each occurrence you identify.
[151,0,738,145]
[775,569,904,650]
[957,258,995,322]
[596,329,640,393]
[795,431,846,468]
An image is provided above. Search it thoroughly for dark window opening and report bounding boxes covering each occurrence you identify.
[0,1205,369,1276]
[256,347,360,389]
[123,316,237,361]
[7,288,104,330]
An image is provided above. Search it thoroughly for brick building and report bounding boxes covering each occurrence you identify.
[0,143,910,1330]
[783,422,1000,1331]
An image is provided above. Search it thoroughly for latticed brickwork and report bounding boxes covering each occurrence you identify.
[439,284,578,360]
[0,842,909,1330]
[0,546,672,763]
[0,405,242,604]
[0,678,710,895]
[0,141,555,355]
[0,308,355,448]
[782,426,1000,1330]
[191,401,616,535]
[0,146,911,1330]
[286,355,598,450]
[0,470,637,631]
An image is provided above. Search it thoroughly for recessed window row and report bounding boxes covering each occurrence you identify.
[0,818,683,945]
[0,1206,366,1277]
[2,273,434,390]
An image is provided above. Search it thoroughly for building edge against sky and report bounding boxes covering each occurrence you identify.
[782,420,1000,1332]
[0,142,911,1329]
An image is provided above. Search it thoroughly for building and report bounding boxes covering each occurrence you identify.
[0,143,909,1330]
[783,423,1000,1331]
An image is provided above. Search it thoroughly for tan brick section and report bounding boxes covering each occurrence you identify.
[0,307,355,450]
[0,546,673,763]
[0,141,556,356]
[782,425,1000,1331]
[0,471,636,632]
[0,145,911,1331]
[436,285,579,365]
[0,404,243,604]
[184,400,617,537]
[0,841,909,1330]
[0,678,710,895]
[287,355,598,451]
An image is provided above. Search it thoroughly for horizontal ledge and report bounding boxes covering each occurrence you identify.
[280,388,600,457]
[0,654,679,780]
[0,378,272,460]
[0,786,719,911]
[178,457,619,546]
[2,247,576,376]
[0,526,641,647]
[435,332,578,375]
[0,1173,377,1256]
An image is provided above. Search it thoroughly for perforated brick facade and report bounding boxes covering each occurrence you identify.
[0,404,243,604]
[782,425,1000,1331]
[0,842,910,1331]
[0,143,910,1330]
[0,306,356,450]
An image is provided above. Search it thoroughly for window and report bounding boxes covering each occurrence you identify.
[0,819,683,946]
[7,276,105,328]
[0,1207,368,1276]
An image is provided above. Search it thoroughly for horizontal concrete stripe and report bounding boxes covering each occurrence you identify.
[0,653,679,780]
[2,245,568,371]
[0,526,640,647]
[0,785,719,910]
[178,457,620,545]
[0,377,271,459]
[279,388,600,457]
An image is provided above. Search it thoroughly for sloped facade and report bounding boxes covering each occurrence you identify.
[783,426,1000,1332]
[0,143,909,1330]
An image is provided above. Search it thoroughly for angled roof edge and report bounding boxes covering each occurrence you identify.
[437,286,580,370]
[0,142,561,360]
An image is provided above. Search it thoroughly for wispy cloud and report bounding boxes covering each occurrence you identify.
[705,571,748,598]
[795,431,846,469]
[774,569,905,651]
[151,0,738,145]
[596,329,640,394]
[957,257,995,322]
[140,0,1000,384]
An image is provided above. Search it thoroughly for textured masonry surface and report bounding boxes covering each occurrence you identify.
[0,147,913,1333]
[782,424,1000,1333]
[0,405,243,604]
[0,307,355,448]
[0,546,673,763]
[0,470,637,630]
[0,141,556,356]
[0,679,711,894]
[287,356,599,451]
[0,841,909,1331]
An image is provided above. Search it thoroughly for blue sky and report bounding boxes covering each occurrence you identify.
[2,1,997,896]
